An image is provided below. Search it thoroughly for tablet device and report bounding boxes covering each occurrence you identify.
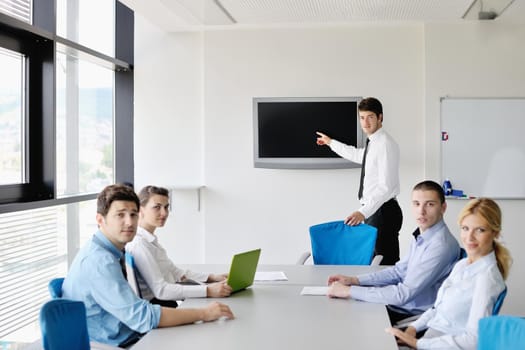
[226,249,261,292]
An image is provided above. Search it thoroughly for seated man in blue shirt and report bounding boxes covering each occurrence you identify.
[327,180,461,324]
[62,184,234,347]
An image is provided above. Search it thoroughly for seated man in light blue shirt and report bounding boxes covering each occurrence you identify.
[327,180,461,324]
[62,184,234,347]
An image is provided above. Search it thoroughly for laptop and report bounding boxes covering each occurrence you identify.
[226,248,261,292]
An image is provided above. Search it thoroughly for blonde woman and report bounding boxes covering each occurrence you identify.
[386,198,512,349]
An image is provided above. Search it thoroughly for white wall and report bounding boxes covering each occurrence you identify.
[134,16,525,314]
[423,21,525,315]
[134,17,206,262]
[201,25,424,263]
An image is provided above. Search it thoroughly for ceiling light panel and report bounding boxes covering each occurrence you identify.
[219,0,475,24]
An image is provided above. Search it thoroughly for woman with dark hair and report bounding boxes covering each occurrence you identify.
[126,185,231,307]
[386,198,512,349]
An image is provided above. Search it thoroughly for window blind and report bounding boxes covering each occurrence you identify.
[0,207,66,338]
[0,0,31,23]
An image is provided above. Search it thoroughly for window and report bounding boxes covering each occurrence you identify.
[0,207,66,339]
[56,53,115,196]
[0,48,24,185]
[0,0,134,342]
[0,0,133,206]
[0,7,54,204]
[56,0,115,57]
[0,199,97,340]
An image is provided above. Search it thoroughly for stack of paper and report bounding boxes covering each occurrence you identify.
[300,286,329,296]
[254,271,288,281]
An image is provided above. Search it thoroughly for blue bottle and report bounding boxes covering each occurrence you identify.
[443,179,452,196]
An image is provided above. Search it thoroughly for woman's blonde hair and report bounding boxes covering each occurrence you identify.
[458,198,512,280]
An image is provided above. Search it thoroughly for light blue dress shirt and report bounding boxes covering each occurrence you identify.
[413,251,505,350]
[62,230,161,346]
[350,220,460,314]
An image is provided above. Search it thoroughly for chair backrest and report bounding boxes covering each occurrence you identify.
[478,316,525,350]
[309,221,377,265]
[40,299,90,350]
[125,252,142,298]
[48,278,64,299]
[459,247,467,259]
[492,286,507,315]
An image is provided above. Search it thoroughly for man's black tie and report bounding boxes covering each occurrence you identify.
[358,138,370,200]
[119,252,127,280]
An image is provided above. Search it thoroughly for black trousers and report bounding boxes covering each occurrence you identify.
[387,306,416,325]
[365,198,403,265]
[150,297,178,308]
[387,307,427,338]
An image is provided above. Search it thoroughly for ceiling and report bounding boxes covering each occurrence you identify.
[120,0,524,31]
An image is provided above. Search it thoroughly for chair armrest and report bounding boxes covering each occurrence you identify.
[296,252,311,265]
[370,255,383,266]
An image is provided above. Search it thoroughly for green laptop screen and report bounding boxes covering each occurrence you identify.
[227,249,261,292]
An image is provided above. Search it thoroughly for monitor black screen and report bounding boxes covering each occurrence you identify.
[253,97,364,169]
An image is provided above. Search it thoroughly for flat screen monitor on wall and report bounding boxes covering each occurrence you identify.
[253,97,364,169]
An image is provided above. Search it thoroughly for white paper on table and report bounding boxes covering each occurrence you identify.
[254,271,288,281]
[300,286,329,296]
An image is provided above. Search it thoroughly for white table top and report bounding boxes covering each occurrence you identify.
[131,265,397,350]
[179,263,386,286]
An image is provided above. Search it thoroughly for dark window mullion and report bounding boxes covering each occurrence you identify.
[114,0,134,185]
[26,33,54,201]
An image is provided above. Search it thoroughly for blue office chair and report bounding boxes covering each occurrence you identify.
[40,299,90,350]
[492,287,507,315]
[478,315,525,350]
[299,221,378,265]
[48,278,64,299]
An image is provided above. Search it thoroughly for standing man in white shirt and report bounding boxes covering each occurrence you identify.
[316,97,402,265]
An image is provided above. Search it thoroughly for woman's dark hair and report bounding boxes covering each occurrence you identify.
[138,185,169,207]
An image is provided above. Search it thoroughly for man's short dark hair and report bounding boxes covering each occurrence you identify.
[97,184,140,216]
[138,185,170,207]
[413,180,446,204]
[358,97,383,117]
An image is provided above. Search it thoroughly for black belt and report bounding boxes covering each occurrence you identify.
[362,197,397,206]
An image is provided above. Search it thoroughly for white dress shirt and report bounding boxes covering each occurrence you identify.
[411,251,505,350]
[329,127,400,218]
[126,227,210,300]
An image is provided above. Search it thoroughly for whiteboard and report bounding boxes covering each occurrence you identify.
[441,98,525,199]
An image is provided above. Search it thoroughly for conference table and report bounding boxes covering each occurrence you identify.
[131,264,398,350]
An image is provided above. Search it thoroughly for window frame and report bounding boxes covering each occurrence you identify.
[0,0,134,213]
[0,11,55,205]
